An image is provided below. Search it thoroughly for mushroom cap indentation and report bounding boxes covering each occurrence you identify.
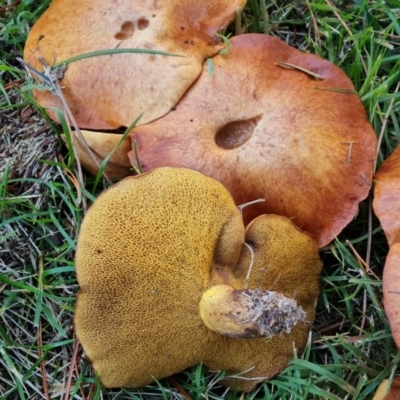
[137,17,149,30]
[114,21,135,40]
[215,116,261,150]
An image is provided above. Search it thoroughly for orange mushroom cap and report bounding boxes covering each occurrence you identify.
[373,145,400,351]
[128,34,377,247]
[74,167,322,392]
[373,145,400,247]
[23,0,245,129]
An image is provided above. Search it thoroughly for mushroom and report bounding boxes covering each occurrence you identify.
[373,145,400,247]
[23,0,245,130]
[74,167,322,392]
[373,144,400,350]
[66,130,133,178]
[126,34,377,247]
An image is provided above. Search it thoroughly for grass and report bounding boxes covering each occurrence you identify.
[0,0,400,399]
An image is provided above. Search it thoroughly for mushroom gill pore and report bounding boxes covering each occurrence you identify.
[74,167,322,392]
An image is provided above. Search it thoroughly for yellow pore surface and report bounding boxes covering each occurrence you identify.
[74,167,322,392]
[74,167,244,388]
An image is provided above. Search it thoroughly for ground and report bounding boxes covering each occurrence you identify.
[0,1,399,399]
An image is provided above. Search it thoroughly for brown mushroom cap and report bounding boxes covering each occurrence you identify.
[128,34,377,247]
[373,145,400,351]
[373,145,400,246]
[23,0,245,129]
[74,167,322,391]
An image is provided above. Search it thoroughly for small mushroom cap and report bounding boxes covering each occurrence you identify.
[373,146,400,351]
[74,167,322,391]
[129,34,377,247]
[65,130,132,179]
[23,0,245,129]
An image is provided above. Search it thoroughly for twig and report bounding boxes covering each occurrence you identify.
[64,334,79,400]
[341,142,355,165]
[38,320,51,400]
[244,242,255,290]
[346,240,380,281]
[4,78,24,90]
[373,30,400,39]
[75,342,89,400]
[63,167,82,206]
[316,319,352,334]
[0,0,22,16]
[306,0,321,44]
[276,61,324,80]
[237,198,265,214]
[38,257,50,400]
[168,377,193,400]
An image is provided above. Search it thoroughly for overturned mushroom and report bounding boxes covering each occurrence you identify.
[373,144,400,350]
[23,0,245,129]
[127,34,376,247]
[74,167,322,392]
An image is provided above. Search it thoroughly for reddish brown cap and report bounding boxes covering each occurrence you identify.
[23,0,245,129]
[373,145,400,246]
[129,34,377,246]
[373,145,400,351]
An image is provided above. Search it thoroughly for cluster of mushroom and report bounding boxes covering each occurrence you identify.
[24,0,380,393]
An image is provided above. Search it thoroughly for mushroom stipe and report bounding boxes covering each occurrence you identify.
[74,167,322,392]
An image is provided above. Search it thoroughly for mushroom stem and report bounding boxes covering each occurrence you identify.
[199,285,306,339]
